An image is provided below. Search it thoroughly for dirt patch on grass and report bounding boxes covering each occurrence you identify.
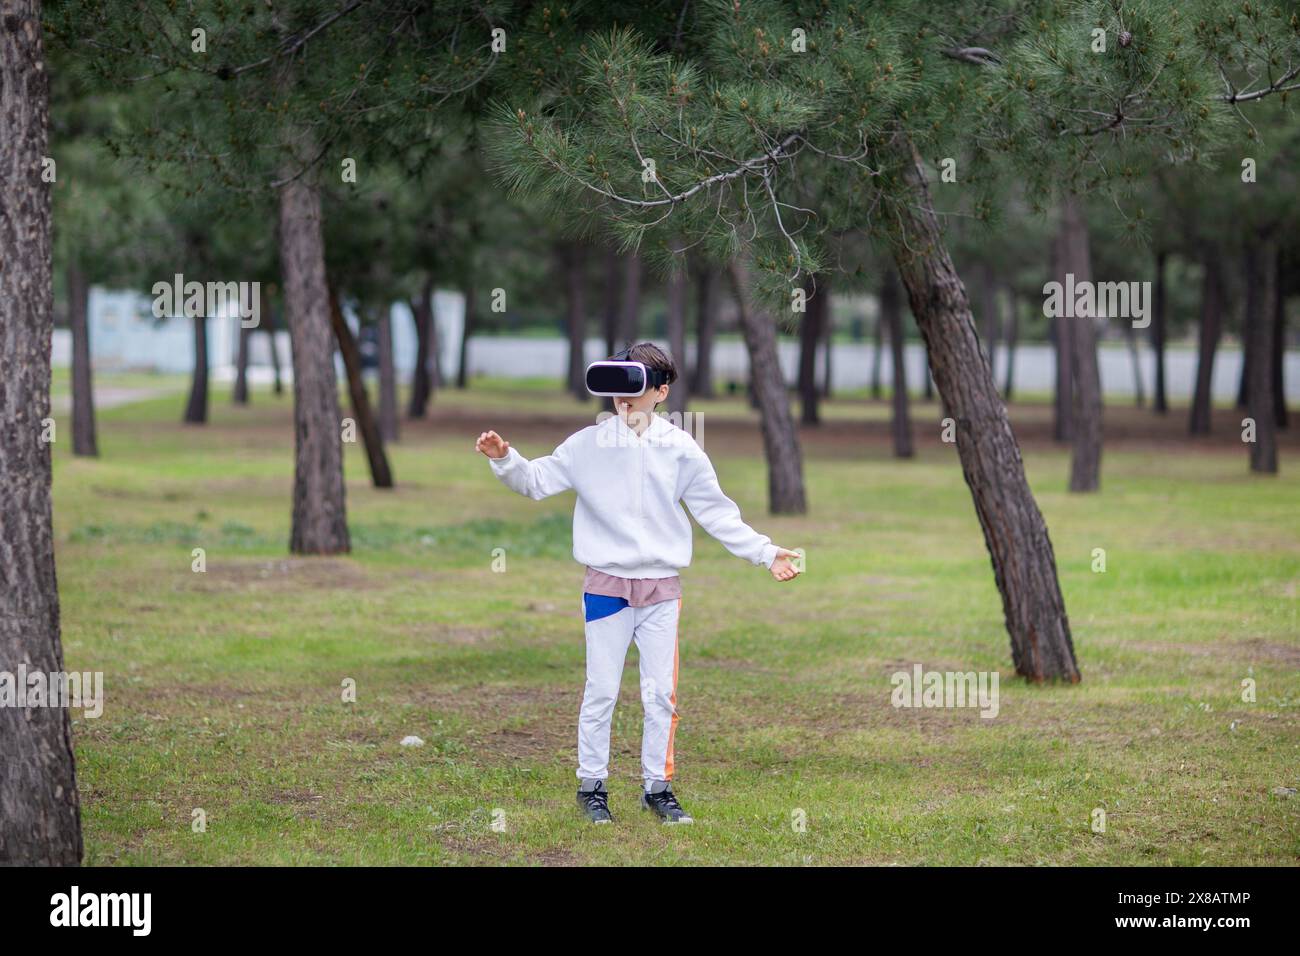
[1235,638,1300,667]
[191,558,371,592]
[1124,638,1300,667]
[439,832,578,866]
[414,683,577,763]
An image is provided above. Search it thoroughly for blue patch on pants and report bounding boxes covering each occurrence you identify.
[583,593,629,623]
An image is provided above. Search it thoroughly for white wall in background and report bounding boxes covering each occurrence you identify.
[52,286,1297,401]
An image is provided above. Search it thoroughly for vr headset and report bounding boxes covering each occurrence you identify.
[585,349,672,397]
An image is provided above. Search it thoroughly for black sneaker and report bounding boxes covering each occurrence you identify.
[641,785,693,824]
[577,781,613,824]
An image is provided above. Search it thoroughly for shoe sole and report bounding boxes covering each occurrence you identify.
[641,798,693,824]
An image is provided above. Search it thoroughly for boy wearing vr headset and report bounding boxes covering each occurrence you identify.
[475,343,800,825]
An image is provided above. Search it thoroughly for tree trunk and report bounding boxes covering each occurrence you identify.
[1151,249,1168,413]
[887,143,1079,682]
[376,307,399,444]
[266,296,284,396]
[726,260,807,514]
[618,252,642,347]
[1003,286,1019,400]
[1189,247,1223,436]
[1051,230,1073,442]
[870,308,884,399]
[182,312,209,424]
[278,167,350,553]
[329,286,394,489]
[0,0,85,865]
[881,268,914,458]
[233,321,250,405]
[1237,284,1251,410]
[408,276,433,418]
[1123,320,1145,407]
[560,242,589,400]
[427,296,442,392]
[68,263,98,456]
[1245,237,1279,473]
[798,273,824,425]
[692,263,716,396]
[666,256,688,418]
[821,302,833,399]
[979,262,999,376]
[1059,196,1102,493]
[457,282,474,389]
[1272,246,1287,429]
[233,282,262,407]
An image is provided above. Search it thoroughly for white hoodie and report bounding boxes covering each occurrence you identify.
[489,413,778,579]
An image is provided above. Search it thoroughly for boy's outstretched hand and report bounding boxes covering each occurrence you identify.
[475,430,510,460]
[770,548,802,582]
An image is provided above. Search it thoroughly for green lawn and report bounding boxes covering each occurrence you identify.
[52,377,1299,865]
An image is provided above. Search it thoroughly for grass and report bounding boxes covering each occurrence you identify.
[51,375,1299,866]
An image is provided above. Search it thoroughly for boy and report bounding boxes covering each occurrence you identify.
[475,343,800,825]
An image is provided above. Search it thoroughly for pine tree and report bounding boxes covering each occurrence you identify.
[488,0,1300,680]
[0,0,83,866]
[49,0,511,551]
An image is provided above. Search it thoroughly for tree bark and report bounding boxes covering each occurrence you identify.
[68,263,98,456]
[1245,237,1279,473]
[329,287,394,489]
[881,268,914,458]
[887,143,1079,682]
[278,166,350,553]
[376,307,399,444]
[560,242,589,400]
[1151,249,1168,413]
[1189,247,1223,436]
[726,260,807,514]
[0,0,85,864]
[182,312,209,424]
[692,263,716,396]
[666,255,688,418]
[1059,196,1102,493]
[798,273,824,425]
[407,276,434,418]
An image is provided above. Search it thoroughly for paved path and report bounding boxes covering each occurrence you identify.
[52,385,178,414]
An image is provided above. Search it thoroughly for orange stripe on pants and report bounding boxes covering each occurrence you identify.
[664,597,681,780]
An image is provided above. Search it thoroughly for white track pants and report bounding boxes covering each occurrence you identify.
[577,595,681,788]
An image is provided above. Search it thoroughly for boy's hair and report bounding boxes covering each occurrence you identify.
[617,342,678,387]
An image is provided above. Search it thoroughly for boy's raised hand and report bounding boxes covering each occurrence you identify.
[475,430,510,460]
[769,547,802,582]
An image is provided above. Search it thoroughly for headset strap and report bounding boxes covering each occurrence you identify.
[611,348,670,388]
